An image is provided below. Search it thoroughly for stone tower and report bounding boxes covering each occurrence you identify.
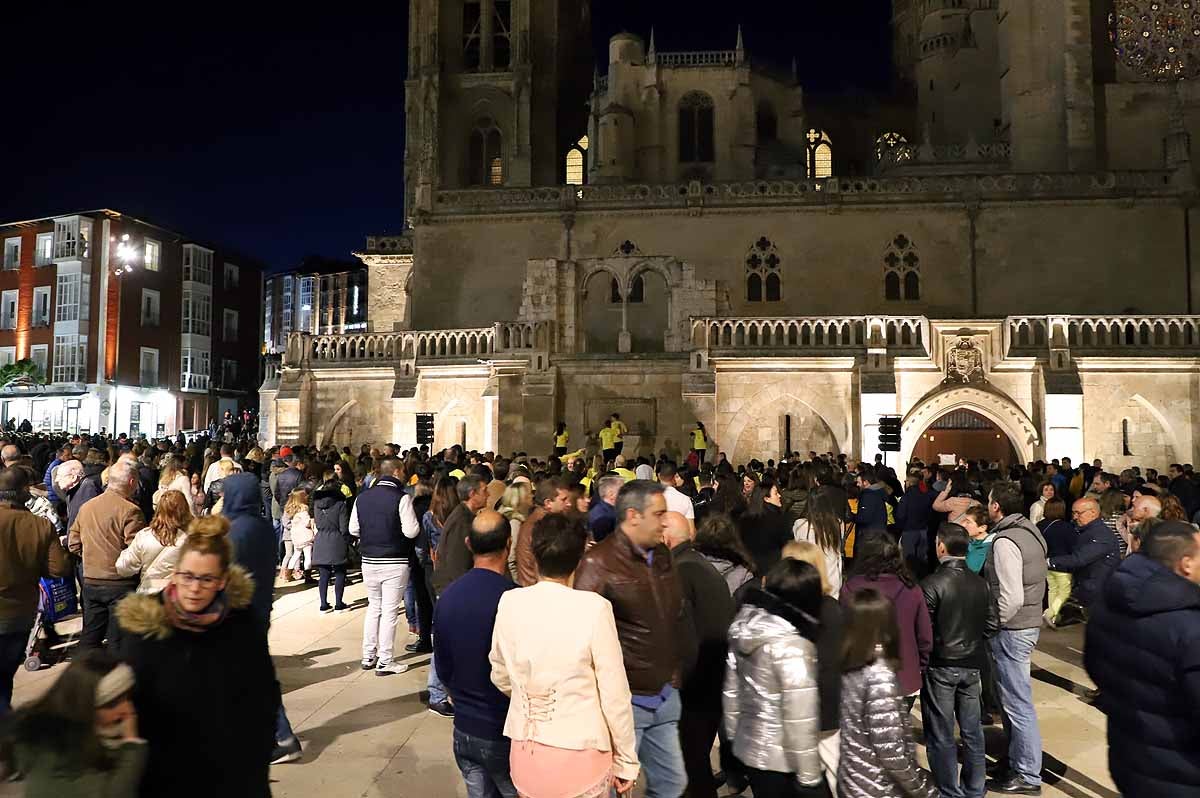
[403,0,593,221]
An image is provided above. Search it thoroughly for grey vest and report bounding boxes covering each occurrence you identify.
[987,514,1048,630]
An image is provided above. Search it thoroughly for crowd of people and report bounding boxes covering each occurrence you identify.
[0,423,1196,797]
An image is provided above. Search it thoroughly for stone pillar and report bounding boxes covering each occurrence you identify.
[391,369,419,447]
[1043,364,1084,464]
[682,369,716,453]
[999,0,1068,171]
[520,368,558,454]
[858,350,897,465]
[360,253,414,333]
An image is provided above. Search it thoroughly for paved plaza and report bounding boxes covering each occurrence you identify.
[6,575,1119,798]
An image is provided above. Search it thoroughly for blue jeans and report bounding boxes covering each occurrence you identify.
[922,666,985,798]
[428,649,448,704]
[452,728,517,798]
[404,581,417,628]
[632,686,687,798]
[0,628,30,716]
[275,704,295,744]
[990,629,1042,786]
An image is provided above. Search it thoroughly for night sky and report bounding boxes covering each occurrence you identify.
[1,3,891,271]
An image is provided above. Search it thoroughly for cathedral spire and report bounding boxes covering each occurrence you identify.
[735,25,745,64]
[648,27,656,64]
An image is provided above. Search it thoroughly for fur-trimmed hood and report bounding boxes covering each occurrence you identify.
[115,564,256,640]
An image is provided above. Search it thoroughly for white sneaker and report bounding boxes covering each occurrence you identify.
[376,661,409,676]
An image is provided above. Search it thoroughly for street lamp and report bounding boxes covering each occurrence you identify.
[113,233,139,276]
[107,233,141,435]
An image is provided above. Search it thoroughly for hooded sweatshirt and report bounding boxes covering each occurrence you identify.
[840,573,932,695]
[222,473,277,629]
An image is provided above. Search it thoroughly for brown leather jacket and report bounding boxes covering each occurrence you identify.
[515,507,546,587]
[574,529,683,695]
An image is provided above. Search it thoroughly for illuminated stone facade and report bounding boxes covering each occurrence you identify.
[262,1,1200,468]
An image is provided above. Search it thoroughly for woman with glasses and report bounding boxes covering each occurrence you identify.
[115,515,280,797]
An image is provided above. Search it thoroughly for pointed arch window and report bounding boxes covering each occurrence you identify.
[463,0,482,70]
[746,237,782,302]
[493,0,512,69]
[610,278,622,304]
[806,129,833,178]
[884,234,920,301]
[566,135,589,185]
[628,274,645,303]
[679,92,716,163]
[468,117,504,186]
[875,131,912,165]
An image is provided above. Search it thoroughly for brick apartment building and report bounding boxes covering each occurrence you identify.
[262,257,367,354]
[0,209,262,436]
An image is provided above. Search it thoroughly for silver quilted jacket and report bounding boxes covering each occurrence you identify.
[838,659,937,798]
[722,603,822,786]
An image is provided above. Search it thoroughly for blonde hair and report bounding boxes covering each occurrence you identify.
[217,459,237,478]
[782,540,830,596]
[284,489,309,517]
[498,482,532,524]
[179,515,234,573]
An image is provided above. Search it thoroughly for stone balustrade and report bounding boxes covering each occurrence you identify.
[652,50,739,68]
[1006,315,1200,353]
[283,321,555,368]
[690,315,927,352]
[431,170,1177,216]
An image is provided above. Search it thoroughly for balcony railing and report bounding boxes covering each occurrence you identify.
[691,316,927,353]
[1006,315,1200,354]
[289,321,555,367]
[654,50,738,68]
[180,373,210,392]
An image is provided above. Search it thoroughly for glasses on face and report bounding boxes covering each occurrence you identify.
[176,571,222,588]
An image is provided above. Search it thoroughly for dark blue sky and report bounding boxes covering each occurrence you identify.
[0,3,891,272]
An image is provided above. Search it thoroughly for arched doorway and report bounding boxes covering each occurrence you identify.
[580,269,622,353]
[900,385,1039,466]
[911,409,1019,467]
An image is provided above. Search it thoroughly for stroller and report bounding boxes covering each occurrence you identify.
[23,577,76,672]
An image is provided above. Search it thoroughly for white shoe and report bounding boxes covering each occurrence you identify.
[376,661,409,676]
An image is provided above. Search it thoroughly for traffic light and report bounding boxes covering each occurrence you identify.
[878,416,902,452]
[416,413,435,447]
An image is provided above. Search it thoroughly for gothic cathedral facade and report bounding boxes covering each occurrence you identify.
[264,0,1200,469]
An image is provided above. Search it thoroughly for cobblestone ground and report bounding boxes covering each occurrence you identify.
[6,574,1118,798]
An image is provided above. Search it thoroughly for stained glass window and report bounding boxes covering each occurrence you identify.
[1110,0,1200,81]
[565,135,588,185]
[806,129,833,179]
[679,92,716,163]
[469,117,503,186]
[745,237,782,302]
[875,131,912,164]
[884,234,920,301]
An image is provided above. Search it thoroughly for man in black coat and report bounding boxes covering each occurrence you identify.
[1085,520,1200,798]
[664,511,735,798]
[1050,497,1120,623]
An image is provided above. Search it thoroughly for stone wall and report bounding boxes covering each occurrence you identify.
[1078,365,1197,471]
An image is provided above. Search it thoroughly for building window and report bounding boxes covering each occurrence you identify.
[180,348,211,392]
[52,334,87,383]
[141,288,161,326]
[469,117,504,186]
[1122,418,1134,456]
[463,0,482,69]
[756,102,778,145]
[221,358,238,388]
[679,92,716,163]
[264,290,274,349]
[144,238,160,272]
[745,237,782,302]
[297,277,314,332]
[35,234,53,267]
[0,290,16,330]
[806,129,833,178]
[493,0,512,69]
[52,217,90,260]
[29,344,47,375]
[610,277,622,304]
[54,273,90,322]
[628,274,645,304]
[224,262,239,290]
[0,348,14,367]
[181,288,211,336]
[182,245,213,284]
[32,286,50,327]
[884,234,920,301]
[875,131,911,164]
[566,135,589,185]
[139,348,159,387]
[3,238,20,270]
[223,309,239,342]
[282,275,294,333]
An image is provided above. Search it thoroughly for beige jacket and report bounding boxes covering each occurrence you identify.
[114,528,187,594]
[489,581,639,781]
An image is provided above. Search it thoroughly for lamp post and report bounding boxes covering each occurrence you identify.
[108,233,139,434]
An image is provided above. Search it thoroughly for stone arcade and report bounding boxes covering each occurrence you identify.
[261,1,1200,468]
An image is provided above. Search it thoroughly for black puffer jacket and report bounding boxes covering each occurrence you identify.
[310,484,351,567]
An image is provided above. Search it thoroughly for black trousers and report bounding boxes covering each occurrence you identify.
[80,579,137,651]
[745,766,828,798]
[411,560,434,645]
[679,697,721,798]
[316,565,346,608]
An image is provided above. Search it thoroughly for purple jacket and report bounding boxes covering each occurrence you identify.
[841,573,932,695]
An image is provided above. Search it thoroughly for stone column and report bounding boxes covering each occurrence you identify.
[520,368,558,454]
[858,349,897,465]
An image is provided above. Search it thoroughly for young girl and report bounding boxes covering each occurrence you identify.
[285,489,315,582]
[838,588,937,798]
[9,650,146,797]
